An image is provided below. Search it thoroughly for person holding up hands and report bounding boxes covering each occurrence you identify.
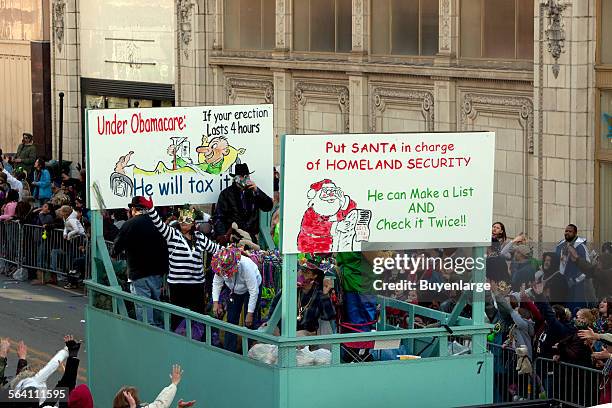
[140,196,221,330]
[113,364,194,408]
[0,338,28,387]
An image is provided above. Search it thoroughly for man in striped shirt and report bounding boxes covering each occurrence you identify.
[141,197,221,330]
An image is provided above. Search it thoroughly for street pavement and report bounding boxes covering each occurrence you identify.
[0,274,88,385]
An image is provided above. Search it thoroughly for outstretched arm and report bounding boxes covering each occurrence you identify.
[147,207,176,243]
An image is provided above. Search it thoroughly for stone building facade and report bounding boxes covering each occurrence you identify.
[49,0,609,244]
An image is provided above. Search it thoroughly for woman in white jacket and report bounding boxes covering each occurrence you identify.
[57,205,85,239]
[113,364,194,408]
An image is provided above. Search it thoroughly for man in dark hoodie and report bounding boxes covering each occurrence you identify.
[532,281,575,360]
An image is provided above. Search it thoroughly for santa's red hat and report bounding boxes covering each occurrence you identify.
[308,179,334,199]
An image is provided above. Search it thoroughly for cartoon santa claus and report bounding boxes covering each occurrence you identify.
[297,179,357,253]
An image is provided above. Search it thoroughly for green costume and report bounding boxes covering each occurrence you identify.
[176,157,223,175]
[335,252,376,293]
[15,143,37,175]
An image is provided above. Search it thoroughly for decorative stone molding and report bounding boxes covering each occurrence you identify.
[370,87,434,132]
[293,82,350,132]
[542,0,566,78]
[225,77,274,104]
[461,93,534,153]
[353,0,363,50]
[276,0,286,49]
[439,0,451,51]
[177,0,195,59]
[52,0,66,53]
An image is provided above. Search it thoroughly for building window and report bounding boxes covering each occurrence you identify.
[294,0,352,53]
[601,0,612,64]
[371,0,439,56]
[460,0,533,60]
[224,0,276,50]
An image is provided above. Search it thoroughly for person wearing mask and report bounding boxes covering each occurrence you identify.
[32,158,52,206]
[213,163,273,245]
[13,132,37,177]
[266,258,336,336]
[112,196,170,328]
[112,365,189,408]
[143,198,221,330]
[212,245,262,353]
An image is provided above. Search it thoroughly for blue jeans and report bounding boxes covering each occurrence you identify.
[130,275,164,328]
[224,290,261,353]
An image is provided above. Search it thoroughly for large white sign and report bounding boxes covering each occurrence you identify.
[281,132,495,254]
[87,104,274,210]
[80,0,175,84]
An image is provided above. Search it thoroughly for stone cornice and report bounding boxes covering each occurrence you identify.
[209,56,533,82]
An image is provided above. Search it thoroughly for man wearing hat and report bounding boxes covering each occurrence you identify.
[213,163,273,245]
[112,196,169,327]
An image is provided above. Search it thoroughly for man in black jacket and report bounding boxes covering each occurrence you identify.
[112,196,169,327]
[213,163,273,244]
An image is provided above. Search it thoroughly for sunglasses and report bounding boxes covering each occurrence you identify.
[178,217,194,224]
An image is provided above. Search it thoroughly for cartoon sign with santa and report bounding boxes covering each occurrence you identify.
[297,179,372,253]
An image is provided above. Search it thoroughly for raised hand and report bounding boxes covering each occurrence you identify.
[170,364,183,385]
[0,338,9,358]
[578,328,598,341]
[17,341,27,360]
[64,334,81,358]
[123,391,137,408]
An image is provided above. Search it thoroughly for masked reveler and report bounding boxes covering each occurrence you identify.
[141,197,221,330]
[213,163,273,245]
[211,245,262,353]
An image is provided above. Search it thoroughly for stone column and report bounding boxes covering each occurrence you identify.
[51,0,82,166]
[175,0,197,106]
[534,0,596,243]
[435,0,458,66]
[349,74,368,133]
[273,70,292,165]
[432,76,457,131]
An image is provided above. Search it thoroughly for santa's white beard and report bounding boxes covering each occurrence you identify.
[312,198,342,216]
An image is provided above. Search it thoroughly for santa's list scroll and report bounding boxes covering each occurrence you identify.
[281,132,495,254]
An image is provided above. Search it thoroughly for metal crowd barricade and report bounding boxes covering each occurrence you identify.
[0,220,22,273]
[20,224,89,280]
[533,357,610,407]
[488,342,531,403]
